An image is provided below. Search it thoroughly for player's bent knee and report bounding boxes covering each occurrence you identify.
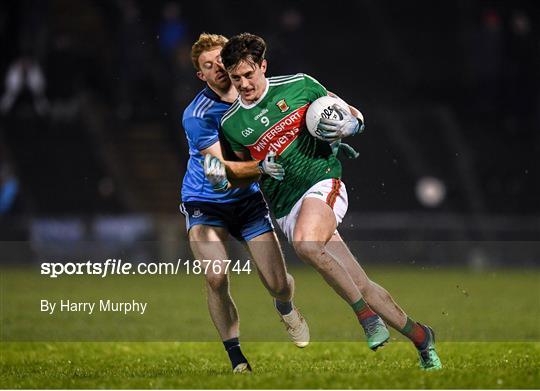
[205,273,228,292]
[292,240,325,265]
[189,224,227,242]
[188,225,207,241]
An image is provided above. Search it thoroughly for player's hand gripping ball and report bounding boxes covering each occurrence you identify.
[306,96,365,142]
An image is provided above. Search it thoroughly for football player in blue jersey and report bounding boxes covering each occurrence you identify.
[180,33,309,373]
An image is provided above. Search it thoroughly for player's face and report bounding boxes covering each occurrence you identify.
[228,59,267,104]
[196,47,230,91]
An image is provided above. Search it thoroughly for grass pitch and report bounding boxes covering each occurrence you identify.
[1,342,539,389]
[1,266,539,388]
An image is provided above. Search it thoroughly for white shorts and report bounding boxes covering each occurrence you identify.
[276,178,348,243]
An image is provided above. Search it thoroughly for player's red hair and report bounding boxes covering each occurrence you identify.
[191,33,228,71]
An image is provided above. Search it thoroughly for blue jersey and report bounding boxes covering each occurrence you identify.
[181,87,259,203]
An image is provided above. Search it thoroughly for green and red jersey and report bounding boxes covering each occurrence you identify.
[220,73,342,218]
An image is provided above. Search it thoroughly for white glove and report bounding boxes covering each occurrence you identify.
[317,104,365,142]
[203,154,229,192]
[258,151,285,181]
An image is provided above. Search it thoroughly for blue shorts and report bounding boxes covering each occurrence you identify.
[180,192,274,241]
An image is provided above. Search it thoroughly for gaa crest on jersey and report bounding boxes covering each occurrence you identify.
[276,99,289,113]
[241,127,255,137]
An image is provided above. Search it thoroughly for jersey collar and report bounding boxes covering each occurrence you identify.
[203,86,229,104]
[238,78,269,110]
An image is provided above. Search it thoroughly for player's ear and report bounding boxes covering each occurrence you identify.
[196,70,206,82]
[260,59,267,75]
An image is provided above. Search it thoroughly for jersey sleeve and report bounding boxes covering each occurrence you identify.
[303,74,328,101]
[220,123,247,154]
[182,116,219,151]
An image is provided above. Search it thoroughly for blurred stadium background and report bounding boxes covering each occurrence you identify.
[0,0,539,267]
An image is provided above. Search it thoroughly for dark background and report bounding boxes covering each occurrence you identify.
[0,0,538,258]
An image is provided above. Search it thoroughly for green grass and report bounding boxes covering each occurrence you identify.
[1,342,539,388]
[2,266,539,341]
[1,266,539,388]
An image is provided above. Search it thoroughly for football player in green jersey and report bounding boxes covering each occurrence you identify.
[208,33,441,370]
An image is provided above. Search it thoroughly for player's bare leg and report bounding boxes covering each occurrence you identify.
[326,232,442,369]
[326,232,407,329]
[292,198,362,303]
[292,197,389,350]
[247,231,293,302]
[247,231,309,347]
[189,225,238,339]
[189,225,251,372]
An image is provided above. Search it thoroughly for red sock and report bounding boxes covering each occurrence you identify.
[352,298,377,322]
[401,318,427,348]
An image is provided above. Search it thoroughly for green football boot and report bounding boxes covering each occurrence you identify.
[418,326,442,370]
[364,316,390,351]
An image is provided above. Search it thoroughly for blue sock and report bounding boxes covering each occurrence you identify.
[274,299,293,315]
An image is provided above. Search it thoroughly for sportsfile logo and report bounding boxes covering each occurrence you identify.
[40,259,252,278]
[247,104,308,160]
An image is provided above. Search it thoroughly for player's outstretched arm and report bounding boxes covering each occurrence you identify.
[218,146,284,184]
[226,150,284,182]
[202,144,284,191]
[200,142,261,183]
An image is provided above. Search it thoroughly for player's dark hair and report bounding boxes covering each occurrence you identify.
[221,33,266,71]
